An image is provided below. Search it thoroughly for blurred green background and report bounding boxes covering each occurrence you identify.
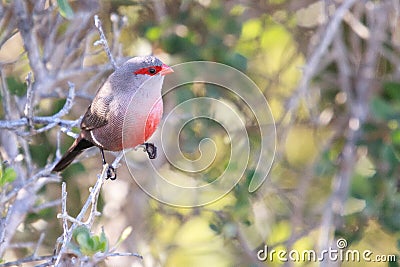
[1,0,399,266]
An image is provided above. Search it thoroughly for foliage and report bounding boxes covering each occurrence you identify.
[0,165,16,187]
[57,0,74,19]
[71,226,108,257]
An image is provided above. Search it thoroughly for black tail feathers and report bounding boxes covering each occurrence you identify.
[52,138,94,172]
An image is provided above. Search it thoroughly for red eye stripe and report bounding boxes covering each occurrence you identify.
[134,66,162,76]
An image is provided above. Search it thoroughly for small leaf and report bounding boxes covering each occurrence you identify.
[73,226,90,240]
[209,223,221,234]
[73,226,92,253]
[118,226,132,243]
[92,235,100,249]
[6,77,26,97]
[98,228,108,252]
[57,0,74,19]
[146,26,162,41]
[370,97,397,120]
[114,226,131,248]
[0,167,17,186]
[383,81,400,101]
[75,232,91,247]
[72,226,109,256]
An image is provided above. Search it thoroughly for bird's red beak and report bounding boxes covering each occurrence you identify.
[159,64,174,76]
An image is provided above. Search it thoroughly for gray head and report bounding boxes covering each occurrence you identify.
[109,55,173,92]
[125,56,164,73]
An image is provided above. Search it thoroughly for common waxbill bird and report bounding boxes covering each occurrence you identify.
[52,56,173,179]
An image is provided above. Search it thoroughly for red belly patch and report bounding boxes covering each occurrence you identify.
[144,99,163,141]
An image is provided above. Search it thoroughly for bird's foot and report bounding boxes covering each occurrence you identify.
[106,165,117,180]
[100,148,116,180]
[143,143,157,159]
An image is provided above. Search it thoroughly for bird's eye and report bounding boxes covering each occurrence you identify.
[134,66,162,75]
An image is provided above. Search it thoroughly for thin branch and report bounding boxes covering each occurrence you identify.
[54,165,108,266]
[0,117,78,131]
[110,13,126,59]
[0,69,12,119]
[30,199,62,213]
[93,251,143,263]
[94,15,117,70]
[23,72,34,128]
[318,3,388,264]
[283,0,358,122]
[33,232,46,257]
[17,136,33,175]
[14,0,47,80]
[0,82,77,134]
[111,150,126,169]
[2,166,58,204]
[0,255,54,267]
[0,170,59,257]
[61,182,69,255]
[7,242,37,249]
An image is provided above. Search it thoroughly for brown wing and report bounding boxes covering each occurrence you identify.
[80,94,113,131]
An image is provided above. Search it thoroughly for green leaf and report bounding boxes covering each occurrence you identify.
[209,223,220,234]
[370,97,397,120]
[383,81,400,101]
[57,0,74,19]
[115,226,131,248]
[146,26,162,41]
[73,226,93,255]
[6,77,26,97]
[97,229,108,252]
[0,167,17,187]
[92,235,100,249]
[72,226,109,256]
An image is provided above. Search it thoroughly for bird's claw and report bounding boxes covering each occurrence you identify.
[144,143,157,159]
[106,165,117,180]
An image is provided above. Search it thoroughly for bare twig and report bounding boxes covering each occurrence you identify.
[0,170,59,257]
[54,165,108,266]
[0,255,54,267]
[318,3,388,264]
[110,13,125,59]
[111,150,126,169]
[94,15,117,70]
[33,232,46,257]
[55,182,69,265]
[53,148,129,264]
[93,251,143,263]
[283,0,358,122]
[23,72,34,128]
[0,82,76,135]
[2,167,58,205]
[0,117,78,131]
[17,135,33,175]
[0,69,13,119]
[31,199,62,213]
[14,0,47,80]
